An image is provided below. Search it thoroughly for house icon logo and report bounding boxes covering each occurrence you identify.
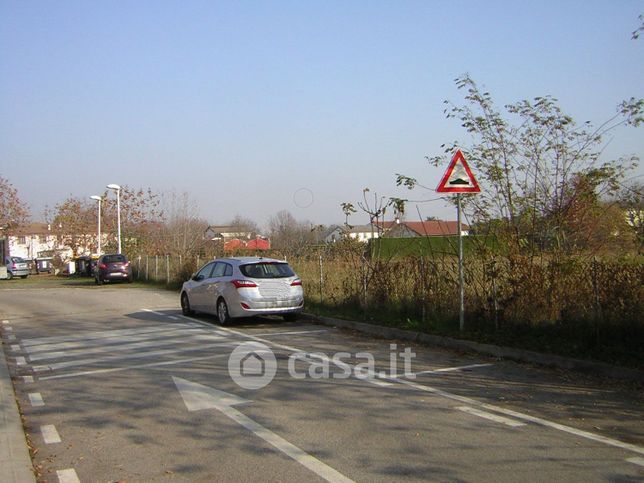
[228,342,277,390]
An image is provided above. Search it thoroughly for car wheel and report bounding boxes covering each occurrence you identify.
[20,275,28,279]
[6,272,13,280]
[217,298,231,325]
[283,313,298,322]
[181,293,194,316]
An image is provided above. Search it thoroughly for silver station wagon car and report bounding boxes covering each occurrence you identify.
[180,257,304,324]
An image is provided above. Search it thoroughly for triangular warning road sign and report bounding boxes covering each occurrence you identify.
[436,149,481,193]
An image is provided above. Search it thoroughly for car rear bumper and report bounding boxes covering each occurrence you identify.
[232,299,304,318]
[9,269,29,277]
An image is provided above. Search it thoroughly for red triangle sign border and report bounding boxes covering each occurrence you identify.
[436,149,481,193]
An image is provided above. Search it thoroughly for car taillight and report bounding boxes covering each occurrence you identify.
[232,279,257,288]
[291,279,302,286]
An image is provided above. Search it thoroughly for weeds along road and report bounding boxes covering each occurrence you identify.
[1,277,643,482]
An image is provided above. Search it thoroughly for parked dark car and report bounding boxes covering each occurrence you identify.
[94,254,133,284]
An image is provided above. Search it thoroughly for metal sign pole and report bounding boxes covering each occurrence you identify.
[457,193,464,331]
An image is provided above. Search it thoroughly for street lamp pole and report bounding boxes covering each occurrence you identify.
[89,195,102,255]
[106,184,122,254]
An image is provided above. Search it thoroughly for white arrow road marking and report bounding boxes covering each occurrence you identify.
[457,406,525,428]
[173,377,354,483]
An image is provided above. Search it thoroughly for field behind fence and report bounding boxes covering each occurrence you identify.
[132,248,643,366]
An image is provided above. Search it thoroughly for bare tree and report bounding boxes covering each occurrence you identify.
[0,176,30,229]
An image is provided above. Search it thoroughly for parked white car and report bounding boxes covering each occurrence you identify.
[180,257,304,324]
[4,256,30,279]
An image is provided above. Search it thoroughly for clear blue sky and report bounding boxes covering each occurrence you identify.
[1,1,642,227]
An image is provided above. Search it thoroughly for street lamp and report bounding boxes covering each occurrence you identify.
[106,184,122,254]
[89,195,102,255]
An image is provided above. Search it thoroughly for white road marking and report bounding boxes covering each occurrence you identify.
[41,424,62,444]
[21,324,200,346]
[457,406,525,427]
[32,342,237,372]
[39,352,230,381]
[24,327,211,354]
[142,308,179,320]
[57,468,80,483]
[391,377,644,457]
[7,334,16,341]
[11,344,21,352]
[180,314,644,459]
[28,333,223,362]
[415,363,493,375]
[15,356,26,366]
[252,329,329,337]
[29,392,45,407]
[627,457,644,467]
[4,326,12,332]
[1,319,8,324]
[174,377,355,483]
[22,376,34,384]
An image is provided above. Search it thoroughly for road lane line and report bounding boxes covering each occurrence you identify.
[11,344,21,351]
[1,319,8,324]
[57,468,80,483]
[252,329,329,337]
[15,356,26,366]
[181,315,644,458]
[415,363,493,375]
[29,392,45,407]
[7,334,16,341]
[391,377,644,457]
[627,457,644,467]
[457,406,525,427]
[22,376,34,384]
[39,353,230,380]
[41,424,62,444]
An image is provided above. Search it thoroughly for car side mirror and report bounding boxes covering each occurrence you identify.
[192,273,202,281]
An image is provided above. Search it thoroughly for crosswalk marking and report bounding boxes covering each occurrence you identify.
[28,333,224,362]
[8,319,237,380]
[33,342,236,373]
[21,323,203,347]
[24,327,208,354]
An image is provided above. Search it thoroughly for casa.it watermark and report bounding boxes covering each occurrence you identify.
[228,342,416,390]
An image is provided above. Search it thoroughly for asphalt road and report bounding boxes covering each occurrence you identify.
[1,278,643,482]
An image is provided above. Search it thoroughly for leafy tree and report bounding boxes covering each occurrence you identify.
[398,75,643,253]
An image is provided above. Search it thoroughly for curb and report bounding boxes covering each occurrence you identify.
[0,344,36,482]
[306,313,644,384]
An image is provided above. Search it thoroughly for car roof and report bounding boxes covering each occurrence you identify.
[217,256,287,265]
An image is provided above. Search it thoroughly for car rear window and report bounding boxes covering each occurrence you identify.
[240,262,295,279]
[103,255,127,263]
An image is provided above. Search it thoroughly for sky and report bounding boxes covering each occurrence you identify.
[1,1,643,229]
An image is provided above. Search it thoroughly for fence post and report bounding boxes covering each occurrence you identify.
[166,255,170,285]
[145,255,149,282]
[155,255,158,281]
[318,255,324,308]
